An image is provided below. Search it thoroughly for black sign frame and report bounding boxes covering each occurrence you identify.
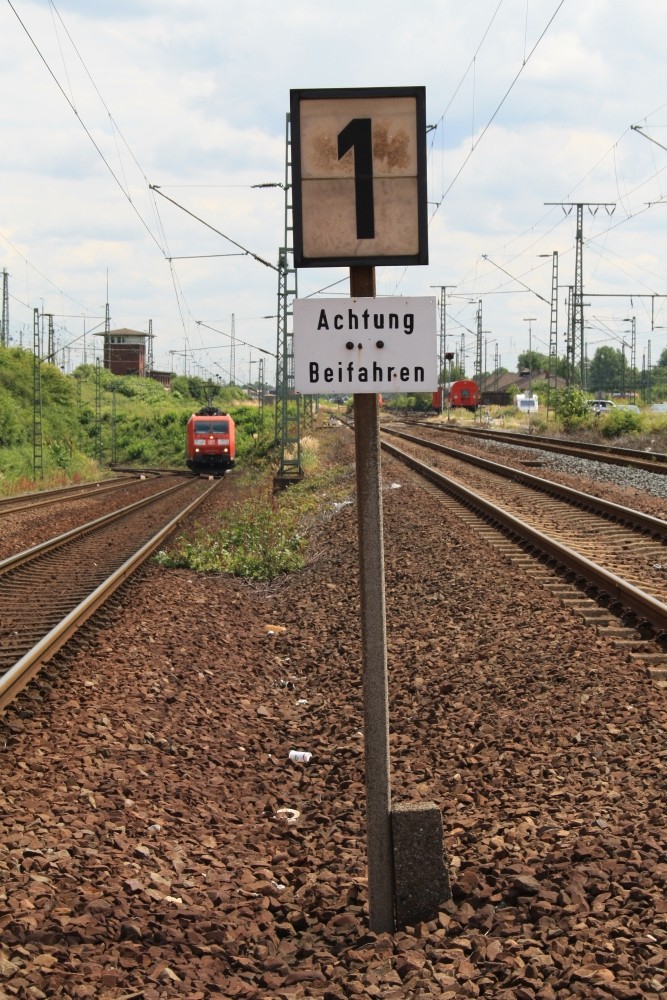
[290,86,428,269]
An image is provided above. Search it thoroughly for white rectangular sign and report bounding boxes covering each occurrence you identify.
[293,296,437,394]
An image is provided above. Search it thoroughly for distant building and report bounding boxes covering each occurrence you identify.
[477,370,568,407]
[96,328,151,376]
[148,370,173,389]
[480,369,567,394]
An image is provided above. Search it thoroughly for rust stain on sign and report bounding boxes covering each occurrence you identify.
[309,125,411,174]
[373,124,410,170]
[312,131,338,170]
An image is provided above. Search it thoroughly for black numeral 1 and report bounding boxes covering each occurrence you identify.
[337,118,375,240]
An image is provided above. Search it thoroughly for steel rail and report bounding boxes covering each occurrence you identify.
[381,438,667,637]
[383,426,667,538]
[109,465,191,476]
[399,419,667,474]
[0,479,218,711]
[0,476,142,515]
[0,478,194,576]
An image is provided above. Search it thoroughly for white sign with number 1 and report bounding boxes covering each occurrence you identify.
[290,88,428,268]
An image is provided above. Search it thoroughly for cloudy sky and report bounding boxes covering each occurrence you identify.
[1,0,667,385]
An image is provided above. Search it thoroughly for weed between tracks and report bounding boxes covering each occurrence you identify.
[155,434,355,581]
[155,498,306,579]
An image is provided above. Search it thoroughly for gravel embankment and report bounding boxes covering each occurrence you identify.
[0,428,665,999]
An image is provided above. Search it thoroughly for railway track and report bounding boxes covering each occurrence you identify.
[0,474,197,562]
[380,429,667,679]
[0,476,218,711]
[398,417,667,474]
[0,474,143,516]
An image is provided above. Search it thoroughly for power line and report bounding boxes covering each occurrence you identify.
[196,320,276,359]
[428,0,505,146]
[430,0,567,217]
[631,124,667,156]
[6,0,165,255]
[461,120,667,316]
[166,253,246,261]
[0,228,99,313]
[48,0,152,188]
[149,186,279,272]
[482,256,551,305]
[6,0,253,371]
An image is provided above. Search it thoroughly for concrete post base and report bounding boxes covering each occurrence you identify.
[391,801,451,929]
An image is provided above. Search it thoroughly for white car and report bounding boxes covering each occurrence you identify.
[586,399,615,413]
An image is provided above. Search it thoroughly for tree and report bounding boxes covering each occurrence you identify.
[438,363,466,383]
[552,386,589,427]
[517,350,549,372]
[588,346,623,394]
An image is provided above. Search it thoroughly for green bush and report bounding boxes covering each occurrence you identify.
[48,441,73,469]
[0,442,35,482]
[551,387,590,429]
[156,464,353,581]
[599,408,643,438]
[526,414,548,434]
[0,391,26,446]
[40,364,75,407]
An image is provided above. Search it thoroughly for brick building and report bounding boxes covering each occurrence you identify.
[97,328,150,376]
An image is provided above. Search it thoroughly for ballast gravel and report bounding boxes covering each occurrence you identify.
[409,424,667,520]
[0,426,665,999]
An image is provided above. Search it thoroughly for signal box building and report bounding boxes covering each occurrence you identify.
[97,328,150,376]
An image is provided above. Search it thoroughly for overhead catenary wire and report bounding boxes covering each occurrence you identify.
[48,0,74,108]
[5,0,166,256]
[48,0,157,196]
[4,3,222,377]
[149,186,279,273]
[6,0,268,374]
[147,182,280,372]
[430,0,567,219]
[395,0,567,301]
[7,1,667,375]
[427,0,505,159]
[0,227,98,314]
[196,320,276,359]
[6,0,570,368]
[457,120,667,317]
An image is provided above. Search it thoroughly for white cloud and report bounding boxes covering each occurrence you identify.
[2,0,667,376]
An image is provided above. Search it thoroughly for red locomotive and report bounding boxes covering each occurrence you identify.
[185,407,236,474]
[432,379,480,411]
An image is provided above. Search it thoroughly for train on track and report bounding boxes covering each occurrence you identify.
[432,379,480,411]
[185,406,236,474]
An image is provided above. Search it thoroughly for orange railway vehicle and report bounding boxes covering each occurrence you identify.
[432,379,480,411]
[185,407,236,474]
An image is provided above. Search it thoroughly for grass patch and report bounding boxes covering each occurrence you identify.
[156,497,306,579]
[156,457,354,581]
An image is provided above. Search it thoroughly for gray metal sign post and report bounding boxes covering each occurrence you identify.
[350,263,394,932]
[290,87,430,934]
